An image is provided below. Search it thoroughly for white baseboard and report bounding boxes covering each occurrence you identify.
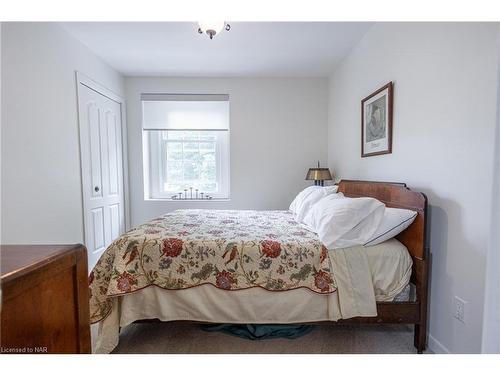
[428,333,451,354]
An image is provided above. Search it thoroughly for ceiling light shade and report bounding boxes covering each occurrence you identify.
[197,21,230,39]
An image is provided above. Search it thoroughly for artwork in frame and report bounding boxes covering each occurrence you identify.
[361,82,393,157]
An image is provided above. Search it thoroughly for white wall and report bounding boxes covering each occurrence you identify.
[482,25,500,354]
[126,77,328,225]
[328,23,499,353]
[1,23,125,244]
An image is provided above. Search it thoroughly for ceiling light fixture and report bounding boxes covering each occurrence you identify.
[197,21,231,39]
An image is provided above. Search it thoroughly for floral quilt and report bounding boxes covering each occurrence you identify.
[89,209,336,323]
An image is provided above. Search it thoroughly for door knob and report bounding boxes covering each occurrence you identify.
[94,186,100,192]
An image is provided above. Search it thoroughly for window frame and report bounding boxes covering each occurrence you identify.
[146,129,230,200]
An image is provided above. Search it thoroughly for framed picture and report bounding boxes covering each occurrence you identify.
[361,82,393,157]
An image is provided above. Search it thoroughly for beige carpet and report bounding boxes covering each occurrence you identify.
[112,322,428,354]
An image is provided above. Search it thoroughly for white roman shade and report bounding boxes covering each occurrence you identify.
[141,93,229,131]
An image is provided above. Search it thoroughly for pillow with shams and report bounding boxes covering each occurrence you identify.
[364,207,418,246]
[289,185,339,214]
[302,195,385,250]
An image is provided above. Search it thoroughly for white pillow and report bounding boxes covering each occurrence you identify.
[303,195,385,250]
[323,185,339,194]
[289,185,339,214]
[364,207,418,246]
[289,186,322,214]
[295,190,344,224]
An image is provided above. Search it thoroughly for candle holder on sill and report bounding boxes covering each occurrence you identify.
[171,187,213,200]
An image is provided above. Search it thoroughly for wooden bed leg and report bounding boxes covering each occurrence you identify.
[414,261,429,354]
[413,251,429,354]
[414,323,426,354]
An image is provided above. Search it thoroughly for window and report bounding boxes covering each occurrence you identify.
[142,94,230,200]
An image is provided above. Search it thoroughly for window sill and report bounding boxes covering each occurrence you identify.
[145,198,231,202]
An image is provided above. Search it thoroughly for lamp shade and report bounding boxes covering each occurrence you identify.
[305,168,333,181]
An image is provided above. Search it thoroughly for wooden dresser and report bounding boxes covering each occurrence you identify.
[1,244,91,354]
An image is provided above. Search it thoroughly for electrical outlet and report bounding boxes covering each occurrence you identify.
[454,296,467,323]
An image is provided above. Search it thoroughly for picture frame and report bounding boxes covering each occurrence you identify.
[361,82,393,157]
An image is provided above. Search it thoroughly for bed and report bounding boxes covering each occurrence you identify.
[89,180,429,353]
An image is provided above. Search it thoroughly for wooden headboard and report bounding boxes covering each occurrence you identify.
[337,180,428,261]
[337,180,429,352]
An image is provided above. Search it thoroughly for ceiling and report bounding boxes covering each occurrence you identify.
[60,22,372,77]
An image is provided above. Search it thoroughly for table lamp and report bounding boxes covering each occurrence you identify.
[305,161,333,186]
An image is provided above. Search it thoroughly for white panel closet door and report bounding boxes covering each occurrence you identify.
[78,83,125,270]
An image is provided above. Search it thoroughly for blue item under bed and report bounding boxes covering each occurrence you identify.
[200,324,314,340]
